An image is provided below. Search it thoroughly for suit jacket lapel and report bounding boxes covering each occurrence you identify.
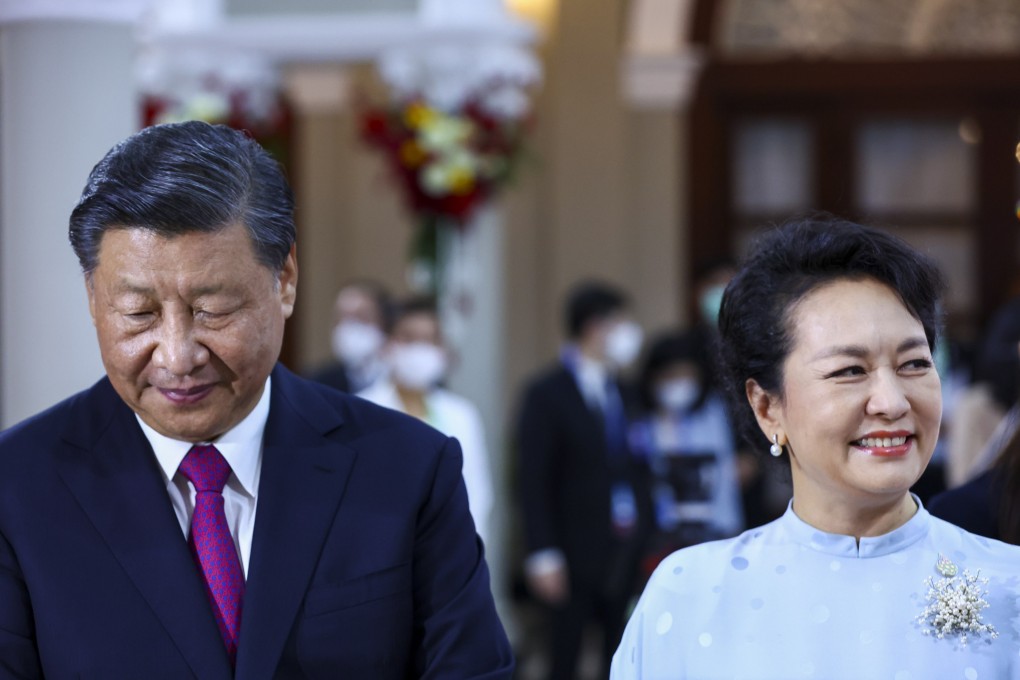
[234,367,356,680]
[55,379,232,680]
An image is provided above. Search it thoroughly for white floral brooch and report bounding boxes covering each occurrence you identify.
[915,554,998,645]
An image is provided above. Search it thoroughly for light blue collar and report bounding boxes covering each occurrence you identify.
[779,494,929,558]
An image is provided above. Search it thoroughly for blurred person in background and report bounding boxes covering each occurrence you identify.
[358,296,494,546]
[942,295,1020,488]
[693,256,786,529]
[629,330,743,574]
[515,280,651,680]
[929,295,1020,542]
[691,256,737,333]
[308,279,392,393]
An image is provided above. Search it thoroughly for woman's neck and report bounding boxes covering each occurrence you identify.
[395,384,429,421]
[790,490,918,542]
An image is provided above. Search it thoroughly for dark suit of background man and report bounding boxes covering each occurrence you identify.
[0,121,512,678]
[515,281,649,680]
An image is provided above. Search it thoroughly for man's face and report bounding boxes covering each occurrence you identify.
[86,222,297,442]
[334,287,382,328]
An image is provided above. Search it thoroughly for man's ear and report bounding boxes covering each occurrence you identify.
[278,244,298,318]
[85,274,97,326]
[746,378,784,446]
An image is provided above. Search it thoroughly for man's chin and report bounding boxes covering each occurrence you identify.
[138,411,230,444]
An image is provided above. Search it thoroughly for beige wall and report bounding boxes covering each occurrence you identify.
[289,0,686,422]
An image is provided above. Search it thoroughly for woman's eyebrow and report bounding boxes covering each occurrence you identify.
[811,336,928,362]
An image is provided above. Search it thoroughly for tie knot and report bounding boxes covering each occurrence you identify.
[179,445,231,493]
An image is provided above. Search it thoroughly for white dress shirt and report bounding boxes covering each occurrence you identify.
[136,376,271,578]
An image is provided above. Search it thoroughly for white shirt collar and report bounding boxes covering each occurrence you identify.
[137,375,272,498]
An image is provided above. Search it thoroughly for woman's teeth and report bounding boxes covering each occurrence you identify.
[855,436,907,448]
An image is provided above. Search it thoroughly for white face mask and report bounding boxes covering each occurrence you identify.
[389,342,448,391]
[657,378,700,412]
[332,321,385,366]
[604,321,644,368]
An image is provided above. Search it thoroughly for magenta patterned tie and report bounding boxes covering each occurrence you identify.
[179,445,245,665]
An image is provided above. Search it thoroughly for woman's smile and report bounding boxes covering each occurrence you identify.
[850,430,914,457]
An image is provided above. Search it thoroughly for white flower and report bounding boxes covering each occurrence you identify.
[420,151,479,197]
[916,562,998,645]
[418,115,475,154]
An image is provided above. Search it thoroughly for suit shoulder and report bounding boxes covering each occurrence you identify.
[324,384,451,450]
[520,363,572,399]
[0,380,110,470]
[0,383,98,442]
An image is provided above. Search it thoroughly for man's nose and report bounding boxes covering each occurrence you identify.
[152,317,209,376]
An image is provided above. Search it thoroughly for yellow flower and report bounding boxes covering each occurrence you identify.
[404,102,438,130]
[399,140,426,168]
[447,166,475,195]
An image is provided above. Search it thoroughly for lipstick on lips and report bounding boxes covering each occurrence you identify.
[158,384,214,405]
[850,430,913,457]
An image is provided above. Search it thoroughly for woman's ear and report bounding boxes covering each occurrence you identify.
[746,378,784,445]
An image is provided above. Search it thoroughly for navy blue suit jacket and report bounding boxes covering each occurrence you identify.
[0,365,512,678]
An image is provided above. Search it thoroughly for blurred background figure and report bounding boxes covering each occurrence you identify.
[358,296,494,546]
[514,280,650,680]
[943,295,1020,489]
[309,279,392,394]
[692,256,737,333]
[930,295,1020,542]
[629,330,743,575]
[690,257,786,530]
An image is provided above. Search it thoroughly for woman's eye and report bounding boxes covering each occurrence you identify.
[826,365,865,379]
[901,358,933,372]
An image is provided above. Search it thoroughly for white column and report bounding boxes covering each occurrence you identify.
[441,204,513,636]
[0,3,145,427]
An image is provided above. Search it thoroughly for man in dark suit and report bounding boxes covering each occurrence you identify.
[0,121,512,678]
[515,282,649,680]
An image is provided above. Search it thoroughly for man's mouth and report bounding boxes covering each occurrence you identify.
[157,384,215,405]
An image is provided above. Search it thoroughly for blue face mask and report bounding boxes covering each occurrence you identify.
[699,284,726,327]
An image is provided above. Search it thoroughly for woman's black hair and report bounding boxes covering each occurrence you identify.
[718,215,946,453]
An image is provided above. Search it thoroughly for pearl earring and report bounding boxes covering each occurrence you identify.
[770,434,784,457]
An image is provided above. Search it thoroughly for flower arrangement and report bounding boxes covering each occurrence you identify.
[915,555,998,645]
[360,95,530,292]
[362,98,526,223]
[141,79,291,167]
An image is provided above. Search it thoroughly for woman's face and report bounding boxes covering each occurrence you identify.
[754,278,942,524]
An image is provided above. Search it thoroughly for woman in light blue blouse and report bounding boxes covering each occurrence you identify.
[612,217,1020,680]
